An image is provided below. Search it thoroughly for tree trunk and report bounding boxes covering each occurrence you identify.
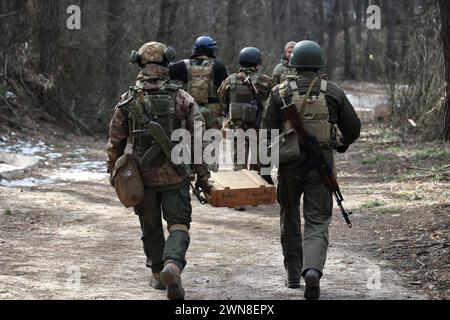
[105,1,125,105]
[225,0,241,66]
[440,0,450,140]
[38,0,59,112]
[400,0,414,65]
[156,0,180,44]
[343,0,354,79]
[38,0,58,76]
[384,0,397,79]
[326,0,342,77]
[295,0,313,40]
[354,0,362,44]
[316,0,325,46]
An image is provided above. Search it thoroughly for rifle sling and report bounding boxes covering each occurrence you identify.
[141,143,162,167]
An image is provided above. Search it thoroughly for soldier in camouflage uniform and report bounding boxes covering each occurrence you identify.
[107,42,211,300]
[262,41,361,299]
[272,41,297,85]
[218,47,274,173]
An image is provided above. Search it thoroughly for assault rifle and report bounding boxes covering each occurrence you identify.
[281,78,353,228]
[243,76,265,126]
[125,95,208,205]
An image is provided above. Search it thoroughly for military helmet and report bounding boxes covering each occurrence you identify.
[192,36,217,58]
[239,47,262,67]
[289,40,324,70]
[129,42,175,67]
[194,36,217,50]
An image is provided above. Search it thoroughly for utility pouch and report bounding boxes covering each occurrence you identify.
[271,128,301,164]
[113,153,144,208]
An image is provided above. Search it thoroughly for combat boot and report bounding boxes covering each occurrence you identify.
[160,261,185,300]
[150,272,166,290]
[285,278,301,289]
[304,269,320,300]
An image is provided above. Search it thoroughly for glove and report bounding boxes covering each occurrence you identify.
[195,177,211,194]
[336,144,349,153]
[335,133,349,154]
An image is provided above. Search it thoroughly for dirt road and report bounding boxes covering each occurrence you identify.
[3,118,447,300]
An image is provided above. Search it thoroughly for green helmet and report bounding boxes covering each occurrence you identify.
[289,40,324,70]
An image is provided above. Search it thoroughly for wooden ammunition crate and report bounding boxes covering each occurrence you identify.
[206,170,277,208]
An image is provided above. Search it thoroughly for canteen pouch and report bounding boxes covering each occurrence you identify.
[113,153,144,208]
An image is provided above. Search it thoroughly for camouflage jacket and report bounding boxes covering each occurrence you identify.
[272,59,296,85]
[218,67,274,116]
[106,64,210,186]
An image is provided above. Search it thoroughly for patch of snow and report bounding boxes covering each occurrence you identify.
[346,93,387,110]
[48,161,107,182]
[49,170,107,182]
[0,177,55,188]
[46,153,63,159]
[0,163,24,173]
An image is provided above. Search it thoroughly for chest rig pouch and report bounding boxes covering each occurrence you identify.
[229,73,259,123]
[131,87,178,167]
[288,77,337,149]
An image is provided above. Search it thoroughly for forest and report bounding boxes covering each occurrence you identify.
[0,0,449,138]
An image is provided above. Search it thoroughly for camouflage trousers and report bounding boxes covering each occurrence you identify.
[134,181,192,273]
[277,166,333,280]
[200,103,223,172]
[231,122,260,172]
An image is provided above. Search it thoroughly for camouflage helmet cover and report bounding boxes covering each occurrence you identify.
[138,41,168,65]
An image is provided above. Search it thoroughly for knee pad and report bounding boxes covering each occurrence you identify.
[168,224,189,234]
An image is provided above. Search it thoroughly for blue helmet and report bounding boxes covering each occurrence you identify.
[194,36,217,50]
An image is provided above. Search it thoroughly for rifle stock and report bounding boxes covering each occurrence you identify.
[243,76,264,125]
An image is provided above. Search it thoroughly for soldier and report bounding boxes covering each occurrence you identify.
[218,47,274,173]
[262,41,361,299]
[272,41,297,85]
[169,35,228,130]
[106,42,211,300]
[169,36,228,172]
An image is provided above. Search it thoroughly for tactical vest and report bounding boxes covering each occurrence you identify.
[129,85,180,166]
[285,76,337,147]
[228,73,260,123]
[276,76,337,164]
[184,58,217,105]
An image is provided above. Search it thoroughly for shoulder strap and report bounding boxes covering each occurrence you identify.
[318,79,328,104]
[229,74,238,87]
[208,59,216,98]
[184,59,192,93]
